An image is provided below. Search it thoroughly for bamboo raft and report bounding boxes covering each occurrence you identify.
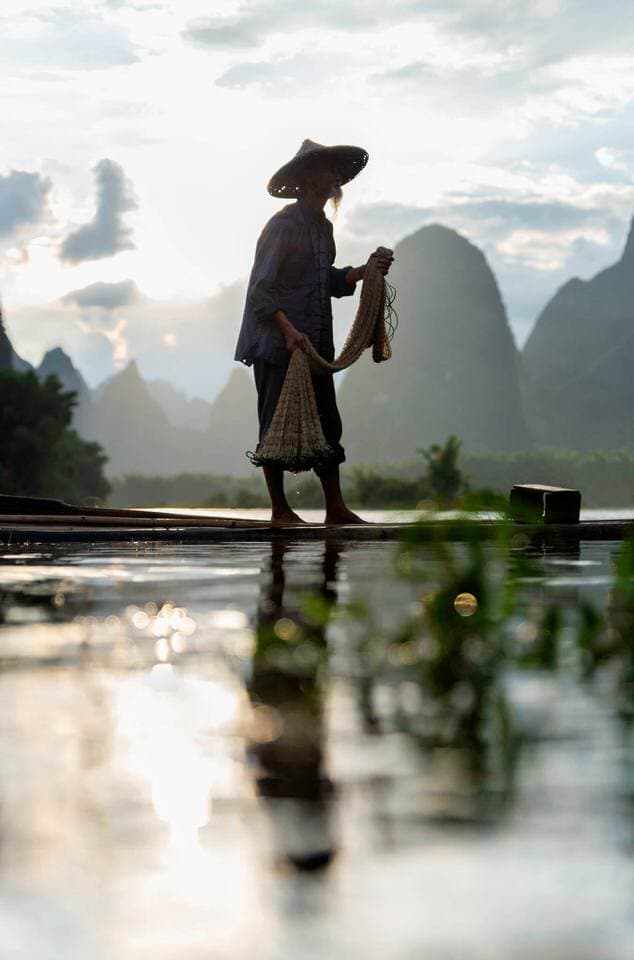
[0,495,631,545]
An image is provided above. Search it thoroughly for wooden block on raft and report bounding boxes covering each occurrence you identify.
[509,484,581,524]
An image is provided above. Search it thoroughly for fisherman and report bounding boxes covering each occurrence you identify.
[234,139,394,525]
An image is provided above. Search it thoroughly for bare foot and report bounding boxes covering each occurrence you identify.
[325,508,369,526]
[270,508,307,526]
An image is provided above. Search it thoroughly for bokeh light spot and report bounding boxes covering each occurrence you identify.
[274,617,297,642]
[248,705,284,744]
[454,592,478,617]
[132,610,149,630]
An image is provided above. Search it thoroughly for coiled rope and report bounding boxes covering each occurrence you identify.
[249,247,397,473]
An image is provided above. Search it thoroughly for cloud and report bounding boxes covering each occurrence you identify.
[60,277,140,371]
[182,1,425,50]
[441,198,601,231]
[364,5,634,132]
[74,314,130,369]
[183,17,261,50]
[182,0,634,62]
[8,279,248,398]
[344,202,432,240]
[346,195,629,248]
[216,52,339,93]
[0,170,52,240]
[595,146,631,175]
[59,159,137,264]
[62,279,141,310]
[3,7,140,71]
[404,0,634,71]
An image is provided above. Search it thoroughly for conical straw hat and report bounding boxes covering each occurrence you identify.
[267,139,368,199]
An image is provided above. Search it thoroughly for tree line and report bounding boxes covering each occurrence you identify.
[110,439,634,510]
[0,370,109,503]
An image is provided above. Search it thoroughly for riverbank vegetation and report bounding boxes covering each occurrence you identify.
[108,440,634,510]
[0,370,110,503]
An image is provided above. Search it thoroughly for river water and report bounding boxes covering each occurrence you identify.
[0,512,632,959]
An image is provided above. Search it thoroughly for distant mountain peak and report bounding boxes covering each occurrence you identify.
[621,215,634,264]
[0,304,33,372]
[38,345,88,388]
[407,221,481,251]
[40,346,75,370]
[0,306,11,369]
[522,207,634,451]
[117,359,141,382]
[43,345,69,359]
[337,220,529,459]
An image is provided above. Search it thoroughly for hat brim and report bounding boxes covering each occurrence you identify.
[267,144,368,199]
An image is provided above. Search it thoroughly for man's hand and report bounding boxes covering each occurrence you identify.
[371,247,394,276]
[348,249,394,284]
[273,310,307,353]
[284,326,307,353]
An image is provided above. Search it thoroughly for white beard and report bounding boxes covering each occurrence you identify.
[329,183,343,216]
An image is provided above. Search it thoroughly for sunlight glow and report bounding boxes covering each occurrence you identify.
[114,671,245,852]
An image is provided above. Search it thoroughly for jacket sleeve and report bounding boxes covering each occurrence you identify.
[247,219,292,324]
[330,265,356,298]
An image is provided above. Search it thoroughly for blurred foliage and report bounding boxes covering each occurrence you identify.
[578,534,634,721]
[418,435,468,507]
[333,521,634,804]
[0,370,109,502]
[456,487,509,515]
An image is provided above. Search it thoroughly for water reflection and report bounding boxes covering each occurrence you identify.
[248,540,339,871]
[0,536,632,957]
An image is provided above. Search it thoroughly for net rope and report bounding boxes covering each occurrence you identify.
[248,247,397,473]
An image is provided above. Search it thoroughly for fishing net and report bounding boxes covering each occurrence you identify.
[249,247,397,473]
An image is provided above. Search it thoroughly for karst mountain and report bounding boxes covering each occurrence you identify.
[36,347,95,438]
[0,307,32,373]
[337,224,531,463]
[4,211,634,481]
[522,216,634,451]
[89,360,255,476]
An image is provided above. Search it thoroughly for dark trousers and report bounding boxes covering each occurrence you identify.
[253,360,346,475]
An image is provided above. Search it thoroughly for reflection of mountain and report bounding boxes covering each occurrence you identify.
[338,224,530,463]
[37,347,95,437]
[522,217,634,451]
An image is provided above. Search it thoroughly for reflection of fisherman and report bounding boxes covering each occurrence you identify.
[234,139,394,525]
[247,540,340,871]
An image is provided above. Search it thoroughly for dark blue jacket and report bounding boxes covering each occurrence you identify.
[234,199,356,367]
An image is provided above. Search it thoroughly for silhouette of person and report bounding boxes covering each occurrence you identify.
[234,139,393,525]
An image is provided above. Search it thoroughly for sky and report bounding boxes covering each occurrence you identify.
[2,0,634,400]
